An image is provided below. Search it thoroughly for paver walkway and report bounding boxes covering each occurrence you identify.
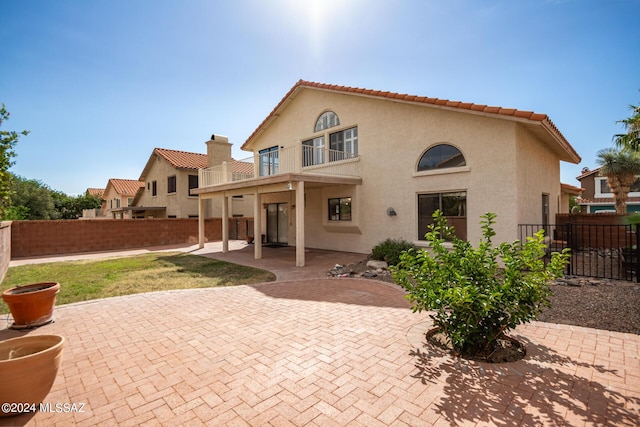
[2,243,639,426]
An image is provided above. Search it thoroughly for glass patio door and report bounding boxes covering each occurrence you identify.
[266,203,288,245]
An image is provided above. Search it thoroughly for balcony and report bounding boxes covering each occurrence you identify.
[199,144,361,188]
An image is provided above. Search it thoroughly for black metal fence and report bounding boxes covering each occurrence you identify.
[518,223,640,282]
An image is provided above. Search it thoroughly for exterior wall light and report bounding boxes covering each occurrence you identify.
[387,207,397,216]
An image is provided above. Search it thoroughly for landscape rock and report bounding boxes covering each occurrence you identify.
[366,260,388,270]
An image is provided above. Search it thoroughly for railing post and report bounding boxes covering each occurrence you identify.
[635,223,640,283]
[221,161,229,183]
[566,223,573,276]
[294,144,302,173]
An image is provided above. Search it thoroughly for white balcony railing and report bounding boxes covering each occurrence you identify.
[199,144,360,189]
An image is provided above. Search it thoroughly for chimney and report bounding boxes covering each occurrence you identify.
[206,134,232,167]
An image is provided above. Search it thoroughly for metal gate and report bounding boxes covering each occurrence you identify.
[518,223,640,282]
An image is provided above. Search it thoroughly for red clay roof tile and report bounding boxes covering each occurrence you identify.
[108,179,145,196]
[154,148,208,170]
[86,188,105,198]
[242,80,578,163]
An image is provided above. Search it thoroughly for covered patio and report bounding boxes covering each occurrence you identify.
[194,172,362,267]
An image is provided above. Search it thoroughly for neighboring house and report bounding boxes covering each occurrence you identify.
[103,179,145,219]
[576,167,640,213]
[560,183,584,213]
[81,188,105,219]
[123,144,253,219]
[194,80,582,266]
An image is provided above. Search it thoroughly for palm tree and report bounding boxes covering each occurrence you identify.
[596,148,640,213]
[614,103,640,152]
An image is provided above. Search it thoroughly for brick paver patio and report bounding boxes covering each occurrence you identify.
[2,244,639,426]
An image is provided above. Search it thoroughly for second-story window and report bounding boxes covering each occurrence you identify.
[168,176,177,194]
[329,127,358,161]
[302,137,325,166]
[152,181,157,196]
[259,146,279,176]
[314,111,340,132]
[188,175,198,196]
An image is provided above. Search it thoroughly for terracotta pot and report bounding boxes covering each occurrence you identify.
[2,282,60,329]
[0,335,65,417]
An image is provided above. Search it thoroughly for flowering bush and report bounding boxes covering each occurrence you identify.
[391,211,570,357]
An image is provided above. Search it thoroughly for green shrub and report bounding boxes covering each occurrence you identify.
[391,210,570,358]
[371,238,414,266]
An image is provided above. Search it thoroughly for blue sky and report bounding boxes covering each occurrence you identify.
[1,0,639,195]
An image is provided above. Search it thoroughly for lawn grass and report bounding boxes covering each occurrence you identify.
[1,252,276,313]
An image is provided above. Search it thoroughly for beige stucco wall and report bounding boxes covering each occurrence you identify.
[137,156,200,218]
[103,186,136,219]
[137,155,254,219]
[515,125,561,227]
[244,88,563,254]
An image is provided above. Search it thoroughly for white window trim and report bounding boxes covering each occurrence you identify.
[594,177,613,198]
[595,176,640,198]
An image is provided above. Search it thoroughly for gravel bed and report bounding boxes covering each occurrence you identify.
[537,279,640,335]
[330,261,640,335]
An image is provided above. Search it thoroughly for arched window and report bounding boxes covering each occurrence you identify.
[314,111,340,132]
[417,144,466,172]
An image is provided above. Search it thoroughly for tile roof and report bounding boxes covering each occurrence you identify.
[242,80,580,164]
[577,196,640,204]
[154,148,208,170]
[108,179,145,196]
[577,167,600,180]
[561,183,584,194]
[86,188,104,198]
[231,160,254,175]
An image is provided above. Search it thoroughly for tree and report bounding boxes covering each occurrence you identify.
[9,174,59,220]
[56,193,103,219]
[391,211,569,359]
[596,148,640,213]
[0,104,29,218]
[7,173,103,220]
[614,103,640,152]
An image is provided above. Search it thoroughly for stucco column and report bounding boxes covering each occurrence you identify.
[296,180,305,267]
[198,196,205,249]
[254,189,262,259]
[222,195,229,253]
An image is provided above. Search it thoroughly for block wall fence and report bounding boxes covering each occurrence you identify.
[7,218,254,259]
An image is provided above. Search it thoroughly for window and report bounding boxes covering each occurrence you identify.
[188,175,198,196]
[259,146,279,176]
[329,127,358,161]
[115,199,121,208]
[328,197,351,221]
[168,176,177,194]
[418,192,467,240]
[596,176,640,197]
[127,198,133,207]
[314,111,340,132]
[302,137,325,166]
[152,181,157,196]
[417,144,466,172]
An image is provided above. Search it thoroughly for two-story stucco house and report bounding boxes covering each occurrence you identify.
[194,80,582,266]
[103,179,145,219]
[116,144,254,219]
[576,167,640,213]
